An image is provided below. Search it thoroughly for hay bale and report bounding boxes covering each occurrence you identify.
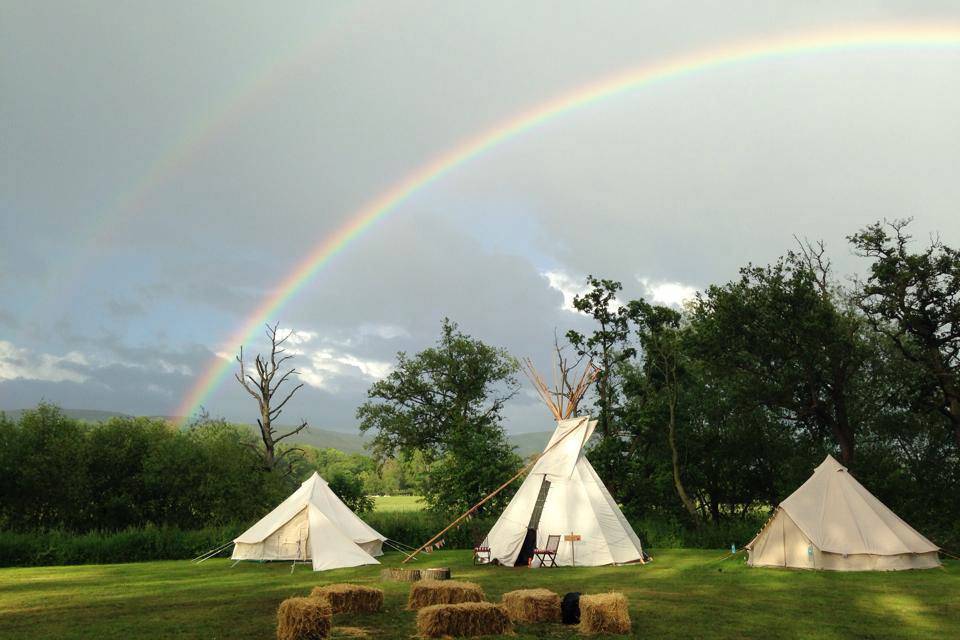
[380,568,421,582]
[416,602,512,637]
[407,580,485,610]
[578,593,631,635]
[310,583,383,614]
[277,597,332,640]
[501,588,561,623]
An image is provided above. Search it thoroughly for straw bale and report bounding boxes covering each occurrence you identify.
[277,597,332,640]
[578,593,630,635]
[416,602,512,637]
[500,588,561,623]
[310,583,383,614]
[408,580,484,610]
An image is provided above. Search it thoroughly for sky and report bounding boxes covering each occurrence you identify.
[2,1,959,433]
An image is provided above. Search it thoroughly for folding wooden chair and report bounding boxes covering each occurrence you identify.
[473,541,491,565]
[533,534,560,567]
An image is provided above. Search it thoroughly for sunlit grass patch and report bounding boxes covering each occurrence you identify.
[0,550,956,640]
[373,495,425,512]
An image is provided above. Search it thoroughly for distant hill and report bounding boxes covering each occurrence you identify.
[277,426,552,457]
[1,407,553,457]
[279,426,371,454]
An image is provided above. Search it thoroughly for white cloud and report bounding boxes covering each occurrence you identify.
[299,349,393,391]
[543,270,591,312]
[543,270,627,314]
[0,340,89,383]
[272,326,395,391]
[283,329,319,346]
[544,270,697,313]
[357,323,410,341]
[638,278,698,308]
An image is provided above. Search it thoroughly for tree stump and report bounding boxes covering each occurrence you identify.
[422,567,451,581]
[380,568,422,582]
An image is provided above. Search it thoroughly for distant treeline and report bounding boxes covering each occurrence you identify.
[0,405,426,535]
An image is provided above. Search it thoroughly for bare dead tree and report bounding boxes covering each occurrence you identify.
[794,235,832,297]
[235,323,309,472]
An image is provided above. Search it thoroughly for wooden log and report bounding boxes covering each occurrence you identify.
[422,567,451,581]
[380,568,422,582]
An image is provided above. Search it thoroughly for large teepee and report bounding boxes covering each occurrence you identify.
[231,472,386,571]
[746,455,940,571]
[480,358,646,567]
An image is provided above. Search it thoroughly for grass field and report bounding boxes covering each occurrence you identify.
[0,549,956,639]
[373,495,425,512]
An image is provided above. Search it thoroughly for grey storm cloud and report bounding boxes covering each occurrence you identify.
[2,1,959,431]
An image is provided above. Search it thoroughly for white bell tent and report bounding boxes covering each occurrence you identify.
[746,455,940,571]
[231,472,386,571]
[481,415,647,567]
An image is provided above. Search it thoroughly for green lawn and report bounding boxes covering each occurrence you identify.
[373,495,425,512]
[0,550,957,639]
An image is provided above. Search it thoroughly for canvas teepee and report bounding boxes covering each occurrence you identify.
[746,455,940,571]
[231,472,386,571]
[480,358,646,567]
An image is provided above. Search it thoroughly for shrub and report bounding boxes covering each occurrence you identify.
[364,512,495,550]
[631,514,766,549]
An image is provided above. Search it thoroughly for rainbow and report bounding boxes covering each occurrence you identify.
[175,24,960,421]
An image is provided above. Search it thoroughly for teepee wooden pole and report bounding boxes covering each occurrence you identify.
[401,421,584,564]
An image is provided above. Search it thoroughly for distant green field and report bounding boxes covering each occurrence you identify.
[373,495,425,512]
[1,550,957,639]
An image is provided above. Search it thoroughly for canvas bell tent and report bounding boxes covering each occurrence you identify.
[746,455,940,571]
[481,415,646,567]
[231,472,386,571]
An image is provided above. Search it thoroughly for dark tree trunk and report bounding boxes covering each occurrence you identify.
[666,385,699,526]
[709,498,721,525]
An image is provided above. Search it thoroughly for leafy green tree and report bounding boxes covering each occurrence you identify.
[0,412,20,529]
[566,276,634,438]
[84,417,172,530]
[850,219,960,449]
[327,470,375,514]
[140,415,287,529]
[357,319,522,515]
[5,405,90,530]
[690,252,867,464]
[626,300,700,524]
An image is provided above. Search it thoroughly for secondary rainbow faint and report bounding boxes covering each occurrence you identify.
[30,2,366,324]
[174,23,960,423]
